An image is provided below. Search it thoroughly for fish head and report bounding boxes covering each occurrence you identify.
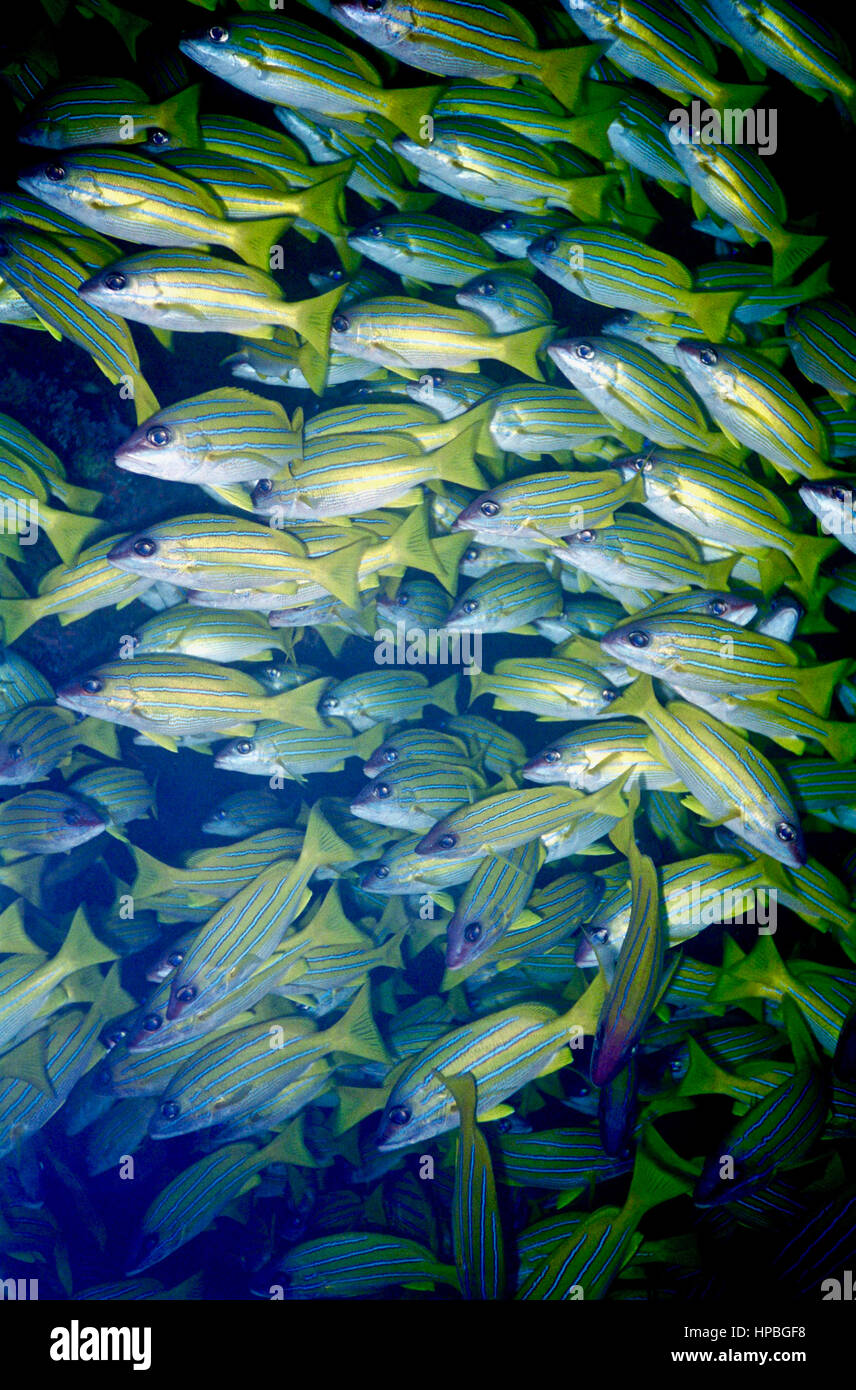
[376,1071,453,1150]
[0,734,41,784]
[522,742,581,786]
[599,617,676,673]
[78,259,155,313]
[16,118,58,148]
[547,336,615,394]
[527,230,575,282]
[17,154,99,215]
[347,215,398,263]
[673,338,737,402]
[214,735,266,774]
[452,487,514,537]
[349,777,404,826]
[445,906,501,970]
[107,525,187,581]
[798,478,856,537]
[413,816,463,856]
[179,20,260,82]
[738,808,806,869]
[114,412,195,480]
[30,792,107,850]
[55,666,136,720]
[333,0,412,47]
[558,0,618,40]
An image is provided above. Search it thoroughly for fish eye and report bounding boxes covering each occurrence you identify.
[388,1104,411,1126]
[133,537,157,557]
[8,743,23,760]
[167,950,185,968]
[103,272,126,291]
[461,598,479,614]
[669,1057,685,1076]
[543,235,558,255]
[147,128,170,147]
[628,629,650,648]
[82,677,103,694]
[616,311,632,325]
[161,1101,180,1120]
[499,216,514,230]
[142,1013,162,1032]
[235,740,254,755]
[382,749,397,764]
[699,348,718,366]
[63,807,83,825]
[544,749,562,764]
[479,500,500,517]
[368,223,383,237]
[396,592,409,606]
[576,342,595,360]
[209,24,229,42]
[464,546,480,562]
[175,985,197,1004]
[430,371,445,386]
[602,688,618,702]
[331,314,350,334]
[478,279,495,296]
[374,864,390,878]
[776,822,798,843]
[44,164,66,181]
[831,486,850,502]
[374,783,392,798]
[255,478,274,496]
[463,921,482,942]
[101,1024,126,1048]
[436,833,457,850]
[146,426,171,446]
[577,529,596,543]
[709,599,728,616]
[212,809,226,819]
[320,696,339,711]
[591,927,609,945]
[362,0,386,10]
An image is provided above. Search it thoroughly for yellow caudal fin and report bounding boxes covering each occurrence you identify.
[537,44,601,109]
[75,717,121,760]
[295,169,351,240]
[38,503,102,566]
[382,84,445,144]
[299,802,363,873]
[267,677,332,732]
[0,593,52,644]
[157,83,202,148]
[310,538,371,610]
[286,284,345,360]
[565,172,617,223]
[685,288,745,341]
[54,905,118,974]
[771,230,827,286]
[131,844,183,900]
[433,534,470,594]
[0,898,41,953]
[327,981,392,1065]
[131,375,160,425]
[229,215,293,272]
[428,673,460,715]
[429,423,488,492]
[494,325,550,381]
[51,479,102,515]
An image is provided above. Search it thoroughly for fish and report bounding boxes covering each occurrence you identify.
[0,222,158,421]
[114,390,302,487]
[667,123,826,284]
[261,1231,458,1299]
[0,789,107,855]
[347,212,529,287]
[445,564,562,634]
[456,271,555,335]
[54,654,336,743]
[414,781,627,859]
[609,674,807,865]
[673,339,836,481]
[523,718,677,791]
[553,513,735,594]
[18,76,201,149]
[215,723,378,781]
[548,336,745,461]
[529,225,744,339]
[445,841,542,969]
[318,670,459,731]
[201,790,298,838]
[444,1069,506,1299]
[469,656,621,720]
[18,148,291,270]
[350,759,487,831]
[180,14,445,142]
[327,295,548,379]
[786,298,856,410]
[709,0,856,114]
[333,0,599,108]
[376,978,605,1148]
[453,469,643,547]
[76,250,344,391]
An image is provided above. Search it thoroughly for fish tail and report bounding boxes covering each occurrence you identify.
[131,845,179,900]
[385,502,438,577]
[770,230,827,286]
[820,719,856,763]
[131,375,160,426]
[0,594,50,644]
[55,906,118,973]
[255,1118,317,1169]
[606,672,659,725]
[564,172,617,223]
[382,84,445,144]
[75,717,121,760]
[268,676,334,732]
[0,898,40,952]
[751,546,796,596]
[429,673,460,715]
[37,503,101,566]
[797,261,833,299]
[432,534,470,594]
[796,658,852,716]
[684,288,745,340]
[327,981,392,1065]
[432,424,488,493]
[706,81,768,115]
[299,801,362,872]
[624,1126,698,1219]
[703,554,737,589]
[0,855,48,910]
[789,532,839,587]
[308,539,368,611]
[537,44,601,110]
[229,215,292,272]
[396,187,440,213]
[297,343,328,397]
[156,84,202,148]
[296,170,351,240]
[51,480,103,515]
[285,284,345,362]
[493,325,549,382]
[564,107,617,161]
